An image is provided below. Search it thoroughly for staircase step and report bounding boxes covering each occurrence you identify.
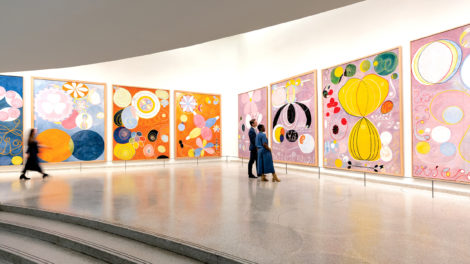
[0,204,252,264]
[0,229,105,264]
[0,211,200,264]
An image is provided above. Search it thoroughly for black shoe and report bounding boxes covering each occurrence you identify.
[249,175,258,178]
[20,174,31,180]
[42,173,49,179]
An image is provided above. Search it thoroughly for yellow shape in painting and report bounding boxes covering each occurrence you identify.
[113,88,132,108]
[180,114,188,122]
[188,149,195,157]
[133,142,139,149]
[11,156,23,165]
[349,117,381,161]
[360,60,371,72]
[418,129,424,134]
[158,145,166,153]
[338,74,389,117]
[186,127,201,140]
[335,159,343,168]
[416,141,431,154]
[114,143,136,160]
[334,67,344,77]
[155,90,169,100]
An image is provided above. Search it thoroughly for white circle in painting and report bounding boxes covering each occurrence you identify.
[431,126,451,143]
[380,146,393,162]
[460,55,470,89]
[75,113,93,129]
[414,40,461,84]
[87,89,101,105]
[298,134,315,154]
[380,131,392,145]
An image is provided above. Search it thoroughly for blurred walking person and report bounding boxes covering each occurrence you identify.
[20,129,48,180]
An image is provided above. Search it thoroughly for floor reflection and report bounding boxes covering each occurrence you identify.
[1,163,470,263]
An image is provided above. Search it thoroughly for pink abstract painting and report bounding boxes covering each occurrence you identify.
[411,24,470,182]
[238,87,268,158]
[322,48,403,176]
[270,71,318,166]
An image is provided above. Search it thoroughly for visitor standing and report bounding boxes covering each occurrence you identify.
[255,124,280,182]
[248,119,259,178]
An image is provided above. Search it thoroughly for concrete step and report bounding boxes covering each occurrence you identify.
[0,211,200,264]
[0,229,106,264]
[0,204,252,264]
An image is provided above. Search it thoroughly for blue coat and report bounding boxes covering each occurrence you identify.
[249,127,257,151]
[256,132,275,174]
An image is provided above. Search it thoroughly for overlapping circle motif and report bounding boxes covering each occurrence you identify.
[114,127,131,143]
[143,144,155,157]
[412,40,462,85]
[114,109,123,126]
[121,106,139,129]
[132,91,160,119]
[147,130,158,142]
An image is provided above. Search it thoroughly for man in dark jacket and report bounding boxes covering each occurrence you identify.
[248,119,259,178]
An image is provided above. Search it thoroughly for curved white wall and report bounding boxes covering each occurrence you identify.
[4,0,470,191]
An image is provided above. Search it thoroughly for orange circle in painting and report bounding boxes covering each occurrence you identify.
[381,100,394,114]
[37,129,74,162]
[39,179,72,210]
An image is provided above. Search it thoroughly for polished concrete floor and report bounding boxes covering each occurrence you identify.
[1,162,470,263]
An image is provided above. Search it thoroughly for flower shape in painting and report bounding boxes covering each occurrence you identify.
[35,88,73,122]
[179,95,197,112]
[188,138,215,157]
[62,82,89,99]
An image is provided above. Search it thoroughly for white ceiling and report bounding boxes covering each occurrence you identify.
[0,0,362,72]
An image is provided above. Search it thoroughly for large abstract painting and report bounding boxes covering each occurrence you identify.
[175,91,221,158]
[33,78,106,163]
[238,87,268,158]
[270,71,318,166]
[0,75,23,166]
[411,24,470,182]
[112,85,170,160]
[322,48,403,175]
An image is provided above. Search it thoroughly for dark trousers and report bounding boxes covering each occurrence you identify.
[248,149,259,177]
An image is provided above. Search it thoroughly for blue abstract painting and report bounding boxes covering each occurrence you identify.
[0,75,23,166]
[33,78,106,163]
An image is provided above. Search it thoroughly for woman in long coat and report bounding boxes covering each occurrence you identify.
[255,124,280,182]
[20,129,48,180]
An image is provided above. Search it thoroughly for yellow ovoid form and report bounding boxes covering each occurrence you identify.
[338,74,389,161]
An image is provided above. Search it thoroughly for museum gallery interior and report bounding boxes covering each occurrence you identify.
[0,0,470,263]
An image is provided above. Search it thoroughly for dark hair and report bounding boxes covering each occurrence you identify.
[257,124,264,131]
[249,119,256,126]
[28,129,35,143]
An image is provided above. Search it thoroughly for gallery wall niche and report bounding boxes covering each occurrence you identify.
[322,48,404,176]
[32,77,106,163]
[411,24,470,183]
[270,71,318,166]
[174,91,221,158]
[112,85,170,161]
[0,75,23,166]
[238,87,268,158]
